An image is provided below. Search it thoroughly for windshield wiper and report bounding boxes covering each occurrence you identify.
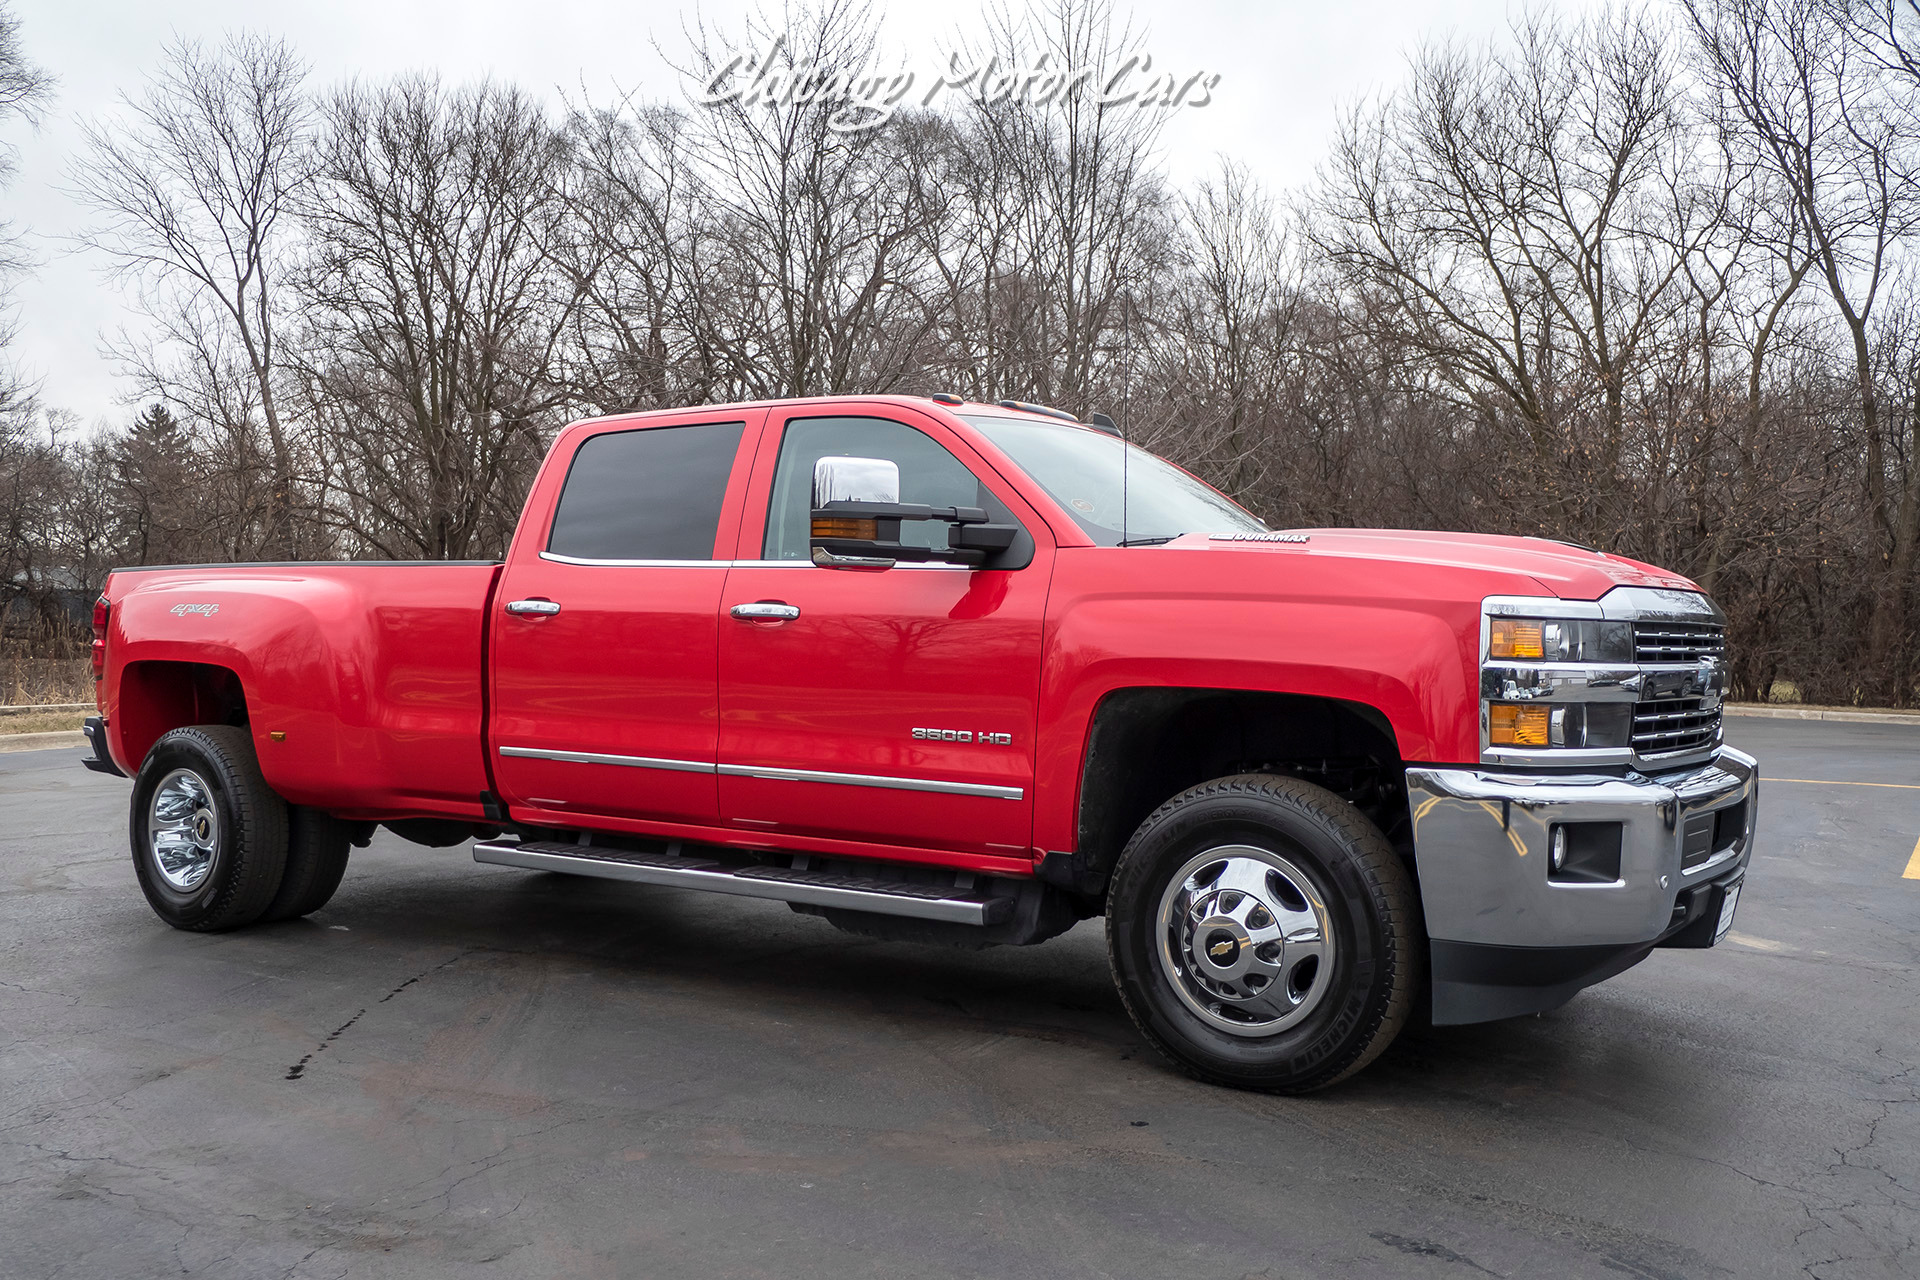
[1117,535,1177,546]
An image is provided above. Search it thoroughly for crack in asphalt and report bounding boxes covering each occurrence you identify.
[284,951,470,1081]
[1778,1058,1920,1278]
[1369,1230,1502,1275]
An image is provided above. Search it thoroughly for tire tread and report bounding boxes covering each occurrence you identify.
[262,807,351,922]
[1105,772,1420,1092]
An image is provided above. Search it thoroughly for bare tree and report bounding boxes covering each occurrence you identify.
[71,33,313,556]
[1686,0,1920,701]
[1315,8,1720,540]
[0,3,52,418]
[552,94,705,411]
[670,0,950,398]
[0,4,49,125]
[1143,162,1300,505]
[1841,1,1920,107]
[936,0,1171,411]
[297,77,568,559]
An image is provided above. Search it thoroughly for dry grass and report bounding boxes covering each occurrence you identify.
[0,654,92,707]
[1742,700,1920,717]
[0,711,89,735]
[1762,680,1920,711]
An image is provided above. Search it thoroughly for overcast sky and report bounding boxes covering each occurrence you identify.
[5,0,1595,432]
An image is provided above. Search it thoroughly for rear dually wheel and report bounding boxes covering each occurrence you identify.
[261,807,352,922]
[129,725,289,932]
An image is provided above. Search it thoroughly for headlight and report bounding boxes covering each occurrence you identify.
[1488,617,1632,663]
[1482,603,1639,761]
[1486,613,1634,748]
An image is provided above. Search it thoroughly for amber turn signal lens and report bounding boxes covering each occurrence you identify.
[1489,618,1545,659]
[1489,703,1550,746]
[811,517,878,540]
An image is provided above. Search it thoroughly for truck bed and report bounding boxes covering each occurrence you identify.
[100,561,504,819]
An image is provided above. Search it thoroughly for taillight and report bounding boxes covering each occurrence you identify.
[90,595,109,681]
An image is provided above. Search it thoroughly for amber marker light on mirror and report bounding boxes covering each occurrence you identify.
[811,517,879,540]
[1489,703,1550,746]
[1488,618,1545,660]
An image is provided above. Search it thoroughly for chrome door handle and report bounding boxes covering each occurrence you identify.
[731,602,800,621]
[506,599,561,616]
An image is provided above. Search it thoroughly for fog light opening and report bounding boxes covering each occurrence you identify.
[1548,822,1624,885]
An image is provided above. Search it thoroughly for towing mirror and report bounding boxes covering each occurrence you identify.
[809,455,1020,571]
[812,457,901,569]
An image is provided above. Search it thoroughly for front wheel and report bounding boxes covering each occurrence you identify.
[1106,774,1420,1092]
[129,726,290,931]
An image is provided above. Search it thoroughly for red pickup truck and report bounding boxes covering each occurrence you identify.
[82,395,1757,1091]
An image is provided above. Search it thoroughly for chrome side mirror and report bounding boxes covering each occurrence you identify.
[813,456,900,506]
[811,456,900,569]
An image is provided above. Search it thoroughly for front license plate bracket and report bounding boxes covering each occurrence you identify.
[1713,877,1742,942]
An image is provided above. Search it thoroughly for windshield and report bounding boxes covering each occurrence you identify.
[962,415,1267,545]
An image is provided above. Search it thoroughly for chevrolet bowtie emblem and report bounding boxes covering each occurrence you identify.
[1210,940,1235,959]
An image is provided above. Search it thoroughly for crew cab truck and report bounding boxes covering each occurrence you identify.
[82,395,1758,1092]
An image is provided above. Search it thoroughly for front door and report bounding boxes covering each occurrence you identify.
[489,415,756,827]
[717,411,1053,859]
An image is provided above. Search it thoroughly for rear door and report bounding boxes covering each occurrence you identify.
[716,409,1054,859]
[488,413,760,827]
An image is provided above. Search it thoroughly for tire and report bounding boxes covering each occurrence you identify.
[129,725,290,932]
[260,807,351,922]
[1105,773,1421,1093]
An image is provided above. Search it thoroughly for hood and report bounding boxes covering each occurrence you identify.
[1182,529,1699,601]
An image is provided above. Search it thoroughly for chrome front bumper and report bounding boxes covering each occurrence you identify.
[1406,746,1757,1021]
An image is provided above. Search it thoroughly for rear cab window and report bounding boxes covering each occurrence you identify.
[548,422,746,561]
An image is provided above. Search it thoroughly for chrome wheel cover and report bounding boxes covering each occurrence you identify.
[148,768,220,892]
[1155,845,1335,1038]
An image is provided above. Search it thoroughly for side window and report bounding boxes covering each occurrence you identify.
[548,422,744,561]
[763,417,1020,561]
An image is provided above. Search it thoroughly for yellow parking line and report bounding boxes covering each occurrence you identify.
[1905,836,1920,881]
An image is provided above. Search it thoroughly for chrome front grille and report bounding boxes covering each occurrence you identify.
[1632,697,1721,754]
[1634,621,1725,664]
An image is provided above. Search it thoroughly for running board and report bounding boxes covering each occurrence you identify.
[471,839,1013,926]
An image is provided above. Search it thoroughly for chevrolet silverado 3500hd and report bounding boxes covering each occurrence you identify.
[82,395,1757,1091]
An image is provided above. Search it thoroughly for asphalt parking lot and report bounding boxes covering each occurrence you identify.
[1,718,1914,1280]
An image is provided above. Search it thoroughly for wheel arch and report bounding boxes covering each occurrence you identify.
[114,660,253,772]
[1056,688,1411,901]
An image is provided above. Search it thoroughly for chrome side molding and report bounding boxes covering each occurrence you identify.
[497,745,712,773]
[495,745,1024,800]
[715,762,1023,800]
